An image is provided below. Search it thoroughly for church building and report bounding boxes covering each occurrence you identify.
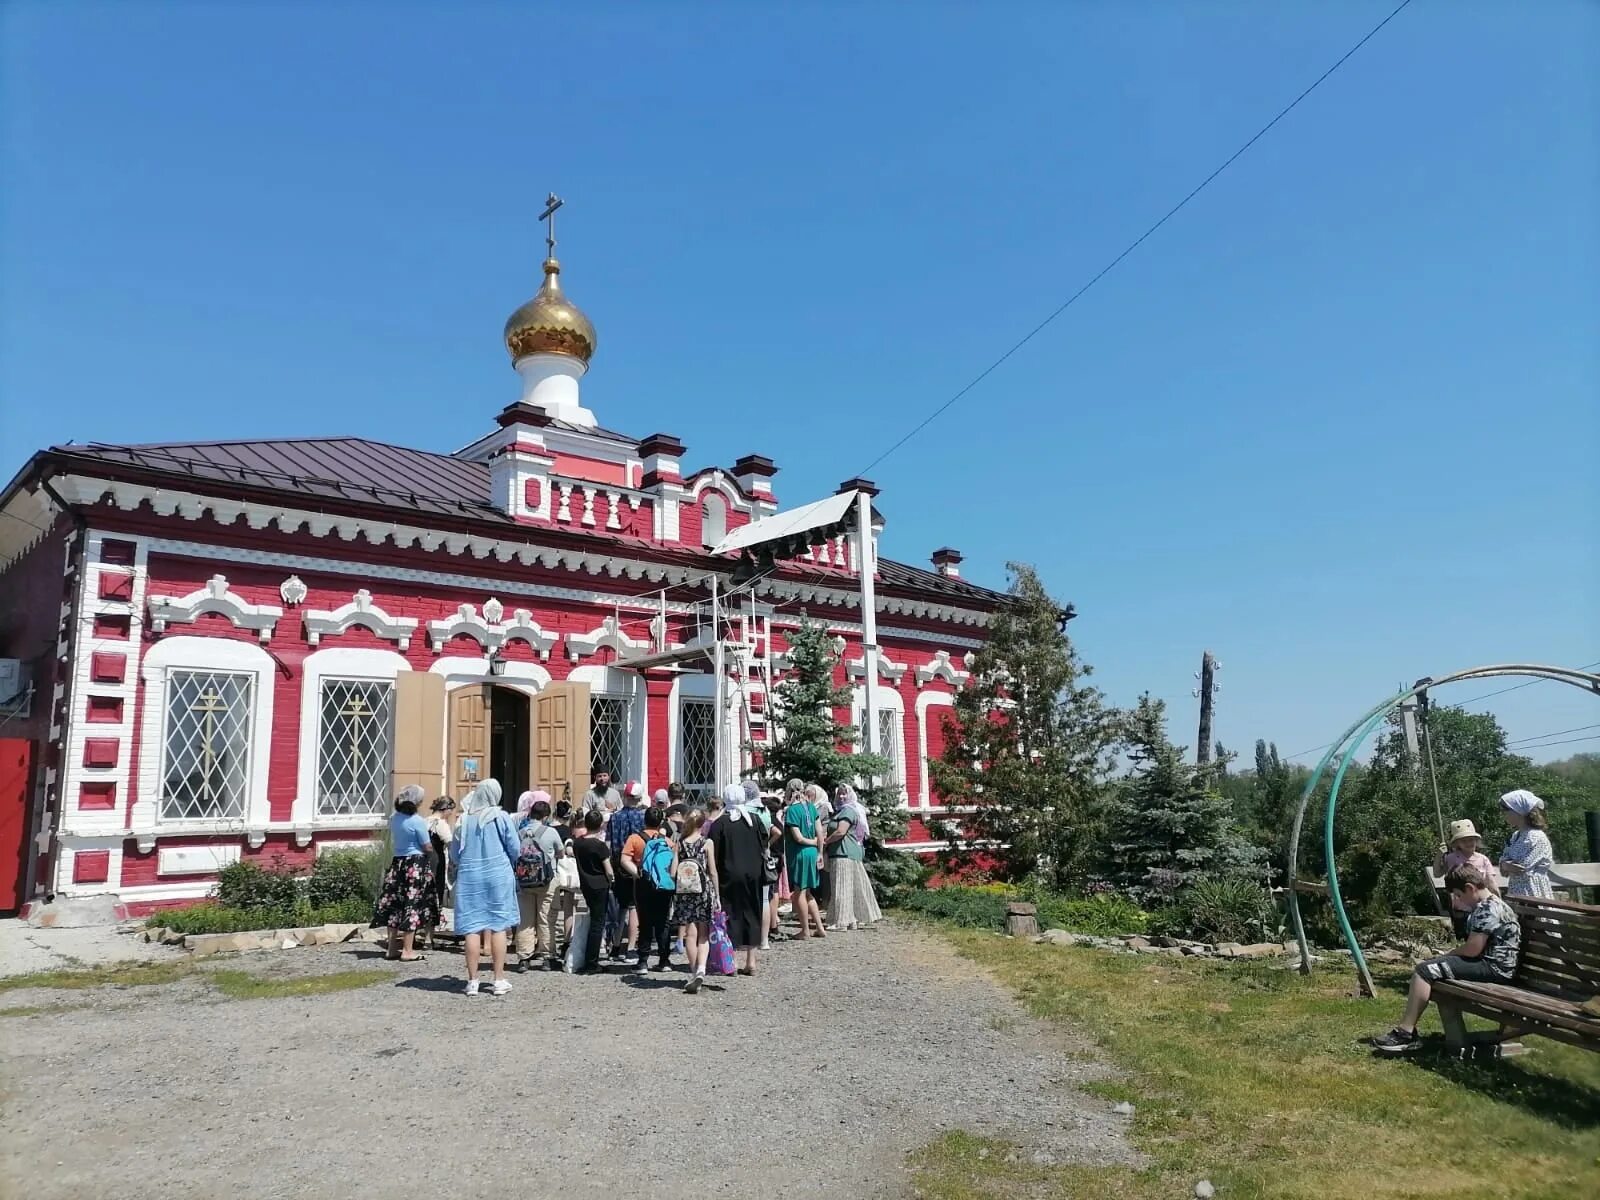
[0,211,1002,914]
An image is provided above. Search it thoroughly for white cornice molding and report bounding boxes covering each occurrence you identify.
[147,573,282,643]
[52,473,995,628]
[302,589,418,650]
[567,615,651,662]
[915,649,971,689]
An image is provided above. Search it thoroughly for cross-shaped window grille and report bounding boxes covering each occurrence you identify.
[679,699,716,798]
[589,695,630,784]
[160,670,254,822]
[317,679,395,817]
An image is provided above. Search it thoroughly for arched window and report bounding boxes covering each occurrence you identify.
[700,491,728,549]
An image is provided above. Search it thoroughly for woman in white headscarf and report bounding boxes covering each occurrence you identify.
[824,784,883,930]
[451,779,521,995]
[371,785,439,961]
[1498,789,1555,899]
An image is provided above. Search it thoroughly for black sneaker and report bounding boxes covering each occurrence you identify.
[684,973,703,995]
[1373,1027,1421,1054]
[651,960,670,972]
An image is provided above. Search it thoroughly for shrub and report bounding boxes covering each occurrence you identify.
[890,884,1151,937]
[893,885,1010,929]
[215,859,300,911]
[358,826,395,905]
[865,850,932,902]
[307,851,373,908]
[151,897,371,936]
[1038,894,1149,937]
[1180,875,1280,944]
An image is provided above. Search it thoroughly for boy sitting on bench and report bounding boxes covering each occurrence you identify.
[1373,864,1521,1054]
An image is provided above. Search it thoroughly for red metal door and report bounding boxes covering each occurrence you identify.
[0,739,33,914]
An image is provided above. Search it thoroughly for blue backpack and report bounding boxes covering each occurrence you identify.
[641,835,676,892]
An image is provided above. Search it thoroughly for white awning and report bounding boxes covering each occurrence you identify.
[710,489,858,557]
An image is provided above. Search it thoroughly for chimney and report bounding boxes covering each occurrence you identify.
[931,547,963,578]
[638,433,685,489]
[836,476,880,497]
[733,454,777,499]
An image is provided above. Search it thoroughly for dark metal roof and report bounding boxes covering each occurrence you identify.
[46,436,1007,606]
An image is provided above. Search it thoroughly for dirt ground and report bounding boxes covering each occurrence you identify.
[0,921,1136,1199]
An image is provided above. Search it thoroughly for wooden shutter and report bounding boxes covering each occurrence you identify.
[447,685,491,798]
[390,672,445,799]
[531,681,590,807]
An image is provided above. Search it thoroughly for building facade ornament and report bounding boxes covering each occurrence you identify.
[428,603,502,654]
[499,609,560,660]
[279,575,308,606]
[566,614,651,662]
[147,574,282,643]
[302,589,419,650]
[915,649,971,689]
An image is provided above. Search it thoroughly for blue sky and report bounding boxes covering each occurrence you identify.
[3,1,1596,765]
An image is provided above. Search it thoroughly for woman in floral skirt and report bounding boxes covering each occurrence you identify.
[372,785,440,962]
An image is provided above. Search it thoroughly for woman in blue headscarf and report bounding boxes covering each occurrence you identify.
[451,779,520,996]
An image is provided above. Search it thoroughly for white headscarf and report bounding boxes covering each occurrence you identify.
[1500,788,1545,816]
[395,784,425,812]
[462,779,503,818]
[835,784,869,842]
[723,782,752,823]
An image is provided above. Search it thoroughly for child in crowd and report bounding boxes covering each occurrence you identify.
[1372,864,1521,1054]
[1432,819,1498,938]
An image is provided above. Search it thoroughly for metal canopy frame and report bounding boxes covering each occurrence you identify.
[1286,663,1600,997]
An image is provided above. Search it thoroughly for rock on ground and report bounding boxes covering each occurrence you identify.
[0,921,1137,1199]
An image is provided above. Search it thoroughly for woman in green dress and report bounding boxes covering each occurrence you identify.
[782,778,826,939]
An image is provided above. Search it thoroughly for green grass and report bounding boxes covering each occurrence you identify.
[911,928,1600,1200]
[206,968,385,1000]
[0,960,194,993]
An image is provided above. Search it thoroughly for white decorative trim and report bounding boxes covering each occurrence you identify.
[294,648,412,829]
[853,685,907,805]
[430,656,551,694]
[47,475,997,629]
[428,603,501,654]
[147,574,282,643]
[302,589,418,649]
[915,690,956,811]
[131,635,276,838]
[915,649,970,689]
[279,575,308,606]
[158,843,242,876]
[566,615,651,662]
[847,654,909,683]
[499,609,560,660]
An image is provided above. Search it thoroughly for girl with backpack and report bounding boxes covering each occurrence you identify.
[670,808,720,993]
[625,804,678,971]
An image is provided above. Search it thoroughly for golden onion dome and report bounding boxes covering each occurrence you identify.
[503,257,596,365]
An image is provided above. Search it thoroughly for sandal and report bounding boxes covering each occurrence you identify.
[398,953,426,963]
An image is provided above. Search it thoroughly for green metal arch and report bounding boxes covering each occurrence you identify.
[1285,664,1600,996]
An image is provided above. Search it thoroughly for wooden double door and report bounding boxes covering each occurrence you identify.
[445,681,590,807]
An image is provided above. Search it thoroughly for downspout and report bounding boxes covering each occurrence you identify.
[28,472,89,905]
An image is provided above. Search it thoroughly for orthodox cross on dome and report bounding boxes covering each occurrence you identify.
[540,192,564,259]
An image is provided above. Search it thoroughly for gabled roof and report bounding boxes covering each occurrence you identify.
[35,436,1008,606]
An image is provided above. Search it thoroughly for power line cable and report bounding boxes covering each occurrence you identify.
[854,0,1417,477]
[1506,722,1600,747]
[1511,733,1600,753]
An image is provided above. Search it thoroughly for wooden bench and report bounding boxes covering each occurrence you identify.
[1431,895,1600,1055]
[1424,862,1600,912]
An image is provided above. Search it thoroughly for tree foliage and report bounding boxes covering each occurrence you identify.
[1101,694,1264,905]
[758,617,904,844]
[930,563,1118,889]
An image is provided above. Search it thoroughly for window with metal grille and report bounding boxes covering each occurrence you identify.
[317,679,395,817]
[860,707,901,784]
[160,670,254,822]
[590,695,630,783]
[679,699,716,797]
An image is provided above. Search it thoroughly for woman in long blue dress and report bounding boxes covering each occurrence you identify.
[451,779,520,996]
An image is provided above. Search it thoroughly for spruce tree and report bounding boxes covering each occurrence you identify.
[1102,694,1263,904]
[758,617,904,843]
[929,563,1118,888]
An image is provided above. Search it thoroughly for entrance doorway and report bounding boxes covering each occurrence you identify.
[488,686,530,808]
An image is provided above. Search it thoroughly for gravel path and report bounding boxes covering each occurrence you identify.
[0,921,1137,1198]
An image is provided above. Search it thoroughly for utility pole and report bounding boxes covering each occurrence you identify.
[1196,651,1217,765]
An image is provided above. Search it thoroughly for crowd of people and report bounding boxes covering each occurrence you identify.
[372,769,883,996]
